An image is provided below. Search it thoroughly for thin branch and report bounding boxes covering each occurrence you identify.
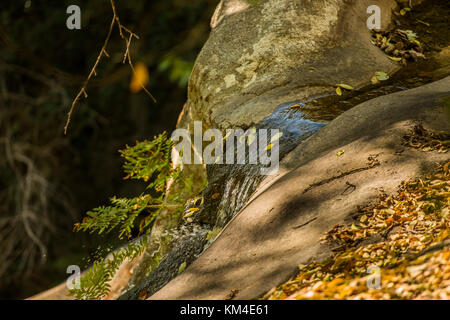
[111,0,157,104]
[64,0,156,135]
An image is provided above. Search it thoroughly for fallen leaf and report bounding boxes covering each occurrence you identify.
[375,71,389,81]
[416,19,430,27]
[178,261,187,274]
[183,212,194,218]
[223,130,232,141]
[371,76,380,85]
[336,83,354,90]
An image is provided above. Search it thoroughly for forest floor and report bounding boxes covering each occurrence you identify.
[263,152,449,300]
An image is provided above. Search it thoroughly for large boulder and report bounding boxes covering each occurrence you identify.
[174,0,400,199]
[179,0,398,131]
[126,0,400,297]
[150,76,450,299]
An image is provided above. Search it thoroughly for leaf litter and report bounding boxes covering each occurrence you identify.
[262,160,450,300]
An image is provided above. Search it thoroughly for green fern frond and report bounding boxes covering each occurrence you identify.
[70,132,194,299]
[68,237,147,300]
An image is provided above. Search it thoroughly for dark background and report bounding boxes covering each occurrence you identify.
[0,0,217,299]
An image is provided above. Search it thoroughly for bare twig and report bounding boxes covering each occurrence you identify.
[110,0,156,104]
[64,0,156,135]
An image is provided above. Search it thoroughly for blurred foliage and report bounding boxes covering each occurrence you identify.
[0,0,217,299]
[158,55,195,88]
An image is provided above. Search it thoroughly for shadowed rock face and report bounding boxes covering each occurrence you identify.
[119,226,209,300]
[180,0,397,131]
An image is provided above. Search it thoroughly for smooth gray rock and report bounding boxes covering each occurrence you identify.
[179,0,398,131]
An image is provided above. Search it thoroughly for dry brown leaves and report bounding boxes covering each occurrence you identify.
[263,161,450,300]
[402,125,450,153]
[371,29,425,65]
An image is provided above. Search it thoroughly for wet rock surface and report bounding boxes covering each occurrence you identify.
[118,225,209,300]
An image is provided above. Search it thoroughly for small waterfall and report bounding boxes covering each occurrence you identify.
[199,99,328,230]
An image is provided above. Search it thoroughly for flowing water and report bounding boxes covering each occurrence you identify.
[199,100,328,229]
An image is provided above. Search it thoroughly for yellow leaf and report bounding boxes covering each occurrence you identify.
[336,86,342,96]
[443,162,450,173]
[223,130,232,141]
[375,71,389,81]
[130,62,149,93]
[188,207,199,213]
[266,144,273,151]
[389,56,402,62]
[416,19,430,27]
[412,40,421,47]
[290,104,301,109]
[371,76,380,85]
[336,83,354,90]
[178,261,187,274]
[336,150,345,157]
